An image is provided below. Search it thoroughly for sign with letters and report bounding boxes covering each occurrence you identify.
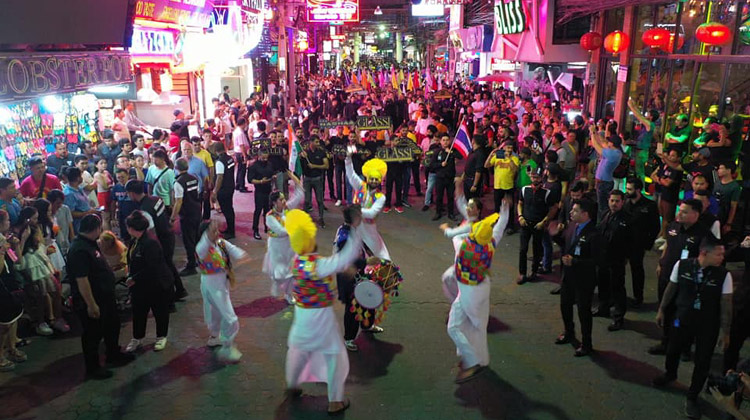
[134,0,214,28]
[494,0,526,36]
[130,27,177,56]
[307,0,360,23]
[0,51,133,103]
[319,116,392,130]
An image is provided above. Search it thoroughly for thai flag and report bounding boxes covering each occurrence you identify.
[452,122,472,158]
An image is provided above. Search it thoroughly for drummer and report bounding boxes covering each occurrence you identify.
[334,205,382,352]
[441,202,509,384]
[284,209,363,415]
[439,176,483,302]
[344,153,390,260]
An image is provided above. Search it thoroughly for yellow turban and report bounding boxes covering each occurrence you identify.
[362,158,387,182]
[285,209,317,255]
[470,213,499,246]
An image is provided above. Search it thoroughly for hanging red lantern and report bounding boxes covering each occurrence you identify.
[662,33,685,52]
[642,27,671,49]
[603,30,631,54]
[695,22,732,46]
[580,31,603,52]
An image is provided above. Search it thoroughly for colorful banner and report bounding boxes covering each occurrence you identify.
[134,0,214,28]
[0,51,133,102]
[307,0,359,23]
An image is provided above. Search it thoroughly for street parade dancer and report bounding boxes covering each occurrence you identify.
[344,152,391,260]
[440,176,484,302]
[196,220,248,363]
[284,209,363,415]
[262,170,303,303]
[443,202,510,383]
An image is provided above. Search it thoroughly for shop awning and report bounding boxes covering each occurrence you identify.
[556,0,668,23]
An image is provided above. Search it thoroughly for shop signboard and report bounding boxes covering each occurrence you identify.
[319,116,392,130]
[134,0,214,28]
[307,0,360,23]
[494,0,526,36]
[0,51,133,103]
[130,27,178,57]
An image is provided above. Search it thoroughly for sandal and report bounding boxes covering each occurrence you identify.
[327,398,350,416]
[455,365,485,384]
[0,358,15,372]
[15,338,30,347]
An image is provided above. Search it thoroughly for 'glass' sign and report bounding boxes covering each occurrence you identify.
[307,0,359,23]
[494,0,526,36]
[130,27,177,56]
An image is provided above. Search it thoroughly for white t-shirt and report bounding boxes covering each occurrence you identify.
[173,181,184,199]
[471,100,487,119]
[669,261,733,294]
[113,117,130,141]
[132,147,150,165]
[232,127,249,154]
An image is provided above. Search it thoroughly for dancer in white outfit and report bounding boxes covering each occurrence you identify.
[196,220,248,363]
[443,203,509,383]
[262,171,303,302]
[440,177,483,302]
[344,153,390,260]
[284,209,362,415]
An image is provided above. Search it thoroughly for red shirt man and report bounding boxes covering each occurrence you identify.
[19,157,62,199]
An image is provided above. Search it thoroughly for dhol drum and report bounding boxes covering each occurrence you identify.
[350,260,404,326]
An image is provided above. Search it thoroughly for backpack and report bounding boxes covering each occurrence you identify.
[613,154,631,179]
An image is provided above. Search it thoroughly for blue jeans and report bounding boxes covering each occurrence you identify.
[596,179,614,222]
[424,173,437,205]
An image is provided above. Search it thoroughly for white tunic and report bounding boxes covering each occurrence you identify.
[261,186,304,296]
[344,156,390,260]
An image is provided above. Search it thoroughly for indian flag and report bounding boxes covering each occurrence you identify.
[288,122,303,176]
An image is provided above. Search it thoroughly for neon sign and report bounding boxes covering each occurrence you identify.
[494,0,526,36]
[130,28,177,56]
[307,0,359,23]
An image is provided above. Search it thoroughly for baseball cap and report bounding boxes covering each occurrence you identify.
[102,129,114,139]
[697,147,711,158]
[173,109,183,117]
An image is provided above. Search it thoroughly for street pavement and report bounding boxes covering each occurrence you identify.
[0,186,747,420]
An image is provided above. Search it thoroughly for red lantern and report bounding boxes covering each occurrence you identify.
[642,27,670,49]
[695,22,731,46]
[580,31,603,52]
[604,30,631,54]
[662,33,685,52]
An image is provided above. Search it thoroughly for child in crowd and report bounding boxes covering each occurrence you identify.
[98,231,128,281]
[132,134,150,166]
[47,190,74,257]
[19,223,69,335]
[94,158,114,230]
[112,169,139,241]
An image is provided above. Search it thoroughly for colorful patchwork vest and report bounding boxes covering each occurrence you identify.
[292,255,335,308]
[454,238,495,285]
[267,210,285,238]
[198,241,229,275]
[352,182,383,219]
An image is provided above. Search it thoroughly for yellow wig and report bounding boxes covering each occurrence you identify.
[285,209,317,255]
[362,158,388,182]
[470,213,499,246]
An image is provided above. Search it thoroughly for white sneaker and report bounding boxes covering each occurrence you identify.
[125,338,141,353]
[345,340,358,352]
[206,336,222,347]
[35,322,53,336]
[217,346,242,363]
[335,200,342,207]
[52,319,70,333]
[658,243,666,251]
[154,337,167,352]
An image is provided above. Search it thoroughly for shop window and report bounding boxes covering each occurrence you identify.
[633,5,657,53]
[723,63,750,115]
[679,0,738,56]
[736,1,750,55]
